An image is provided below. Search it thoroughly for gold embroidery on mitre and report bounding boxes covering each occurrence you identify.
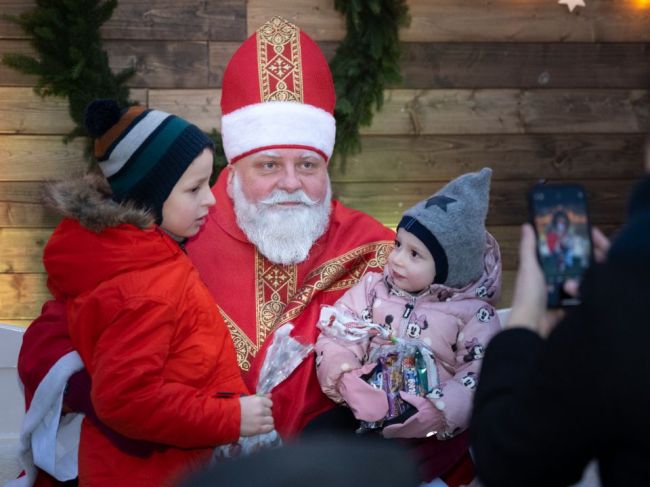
[218,307,256,371]
[257,16,303,103]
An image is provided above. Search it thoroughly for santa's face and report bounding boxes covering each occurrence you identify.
[228,148,332,265]
[229,148,330,205]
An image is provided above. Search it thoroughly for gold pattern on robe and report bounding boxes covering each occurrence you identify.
[223,241,393,370]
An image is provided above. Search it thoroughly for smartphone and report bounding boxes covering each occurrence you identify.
[528,182,593,308]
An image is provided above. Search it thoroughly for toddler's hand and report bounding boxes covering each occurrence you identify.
[239,394,274,437]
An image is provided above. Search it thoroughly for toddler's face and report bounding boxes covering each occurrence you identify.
[161,148,215,239]
[387,228,436,293]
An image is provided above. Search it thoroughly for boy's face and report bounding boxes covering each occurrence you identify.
[161,148,215,239]
[387,228,436,293]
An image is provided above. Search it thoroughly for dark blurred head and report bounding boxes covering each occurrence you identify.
[179,436,420,487]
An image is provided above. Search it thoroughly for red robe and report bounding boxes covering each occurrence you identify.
[186,171,395,436]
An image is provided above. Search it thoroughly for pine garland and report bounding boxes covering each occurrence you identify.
[3,0,408,176]
[2,0,134,143]
[2,0,227,180]
[330,0,410,164]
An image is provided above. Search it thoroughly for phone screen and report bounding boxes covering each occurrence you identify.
[529,183,593,307]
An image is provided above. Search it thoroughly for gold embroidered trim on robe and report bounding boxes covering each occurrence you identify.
[257,16,302,103]
[222,240,393,370]
[219,307,255,371]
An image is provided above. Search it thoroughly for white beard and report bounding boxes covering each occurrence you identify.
[230,173,332,265]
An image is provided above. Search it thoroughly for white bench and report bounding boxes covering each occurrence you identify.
[0,325,25,484]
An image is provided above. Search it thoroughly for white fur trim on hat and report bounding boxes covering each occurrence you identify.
[221,101,335,163]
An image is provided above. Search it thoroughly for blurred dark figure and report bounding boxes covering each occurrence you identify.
[471,169,650,487]
[179,435,420,487]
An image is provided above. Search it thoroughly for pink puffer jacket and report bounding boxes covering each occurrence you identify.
[315,233,502,440]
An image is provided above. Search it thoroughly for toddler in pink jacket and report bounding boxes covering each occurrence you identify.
[315,168,501,441]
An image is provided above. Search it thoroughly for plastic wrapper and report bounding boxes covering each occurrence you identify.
[317,305,439,433]
[358,341,439,432]
[317,305,392,343]
[212,323,313,461]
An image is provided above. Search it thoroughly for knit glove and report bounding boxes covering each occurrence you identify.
[65,369,162,458]
[382,391,439,439]
[338,363,389,422]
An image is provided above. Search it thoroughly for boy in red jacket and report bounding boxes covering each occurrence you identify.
[15,100,273,487]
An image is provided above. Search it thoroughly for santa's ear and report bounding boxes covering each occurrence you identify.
[225,168,235,197]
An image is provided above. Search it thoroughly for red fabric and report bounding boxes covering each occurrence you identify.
[186,170,395,437]
[18,300,72,409]
[402,431,472,483]
[441,450,475,487]
[42,221,247,486]
[220,23,335,116]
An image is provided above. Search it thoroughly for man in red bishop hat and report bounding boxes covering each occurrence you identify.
[16,16,472,487]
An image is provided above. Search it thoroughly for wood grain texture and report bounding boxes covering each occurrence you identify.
[105,40,209,89]
[0,228,51,273]
[0,88,146,135]
[332,179,635,229]
[0,0,33,39]
[330,134,647,182]
[397,43,650,90]
[247,0,650,42]
[367,89,649,135]
[0,273,51,320]
[0,181,61,227]
[0,135,87,181]
[5,40,649,90]
[103,0,246,41]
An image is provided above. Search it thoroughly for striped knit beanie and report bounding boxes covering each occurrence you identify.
[85,99,213,223]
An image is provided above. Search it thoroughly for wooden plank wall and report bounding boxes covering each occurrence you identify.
[1,0,649,325]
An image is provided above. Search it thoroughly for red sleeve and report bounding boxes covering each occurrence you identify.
[87,298,242,448]
[18,300,73,409]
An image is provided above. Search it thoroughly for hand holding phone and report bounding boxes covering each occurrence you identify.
[528,182,593,308]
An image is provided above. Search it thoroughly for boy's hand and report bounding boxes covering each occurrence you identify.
[239,394,274,437]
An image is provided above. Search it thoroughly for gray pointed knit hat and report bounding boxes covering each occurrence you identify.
[397,168,492,288]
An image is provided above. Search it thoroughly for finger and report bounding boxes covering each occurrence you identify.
[507,224,547,329]
[563,278,580,298]
[519,224,539,268]
[541,309,565,337]
[591,227,610,263]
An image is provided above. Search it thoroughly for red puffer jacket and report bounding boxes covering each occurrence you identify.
[42,176,247,486]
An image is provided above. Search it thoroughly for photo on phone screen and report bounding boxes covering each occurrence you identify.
[528,183,593,307]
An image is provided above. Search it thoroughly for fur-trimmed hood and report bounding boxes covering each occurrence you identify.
[42,174,183,301]
[44,173,154,232]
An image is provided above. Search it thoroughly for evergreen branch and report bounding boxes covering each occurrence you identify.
[330,0,410,167]
[1,0,133,155]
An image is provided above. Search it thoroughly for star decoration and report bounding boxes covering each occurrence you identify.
[425,195,456,212]
[558,0,586,12]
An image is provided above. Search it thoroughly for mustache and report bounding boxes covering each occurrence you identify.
[259,189,318,207]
